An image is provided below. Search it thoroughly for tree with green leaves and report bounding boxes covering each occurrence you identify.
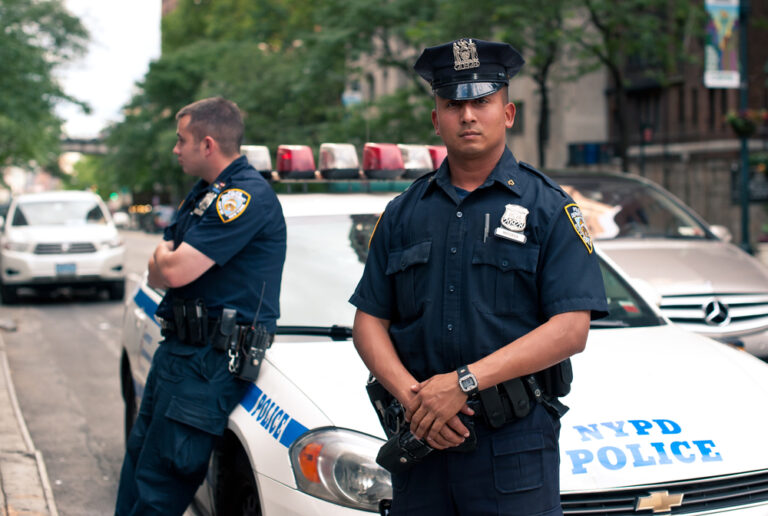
[0,0,88,169]
[562,0,706,171]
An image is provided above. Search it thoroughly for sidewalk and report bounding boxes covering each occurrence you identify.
[0,331,58,516]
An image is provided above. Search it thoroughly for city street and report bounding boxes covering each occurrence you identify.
[0,230,158,516]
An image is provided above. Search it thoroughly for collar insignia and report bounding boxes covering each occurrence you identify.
[565,203,593,253]
[453,38,480,71]
[636,490,684,513]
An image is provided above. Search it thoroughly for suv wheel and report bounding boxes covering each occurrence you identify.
[1,284,18,305]
[108,281,126,301]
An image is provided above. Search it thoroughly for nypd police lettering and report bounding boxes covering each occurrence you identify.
[564,418,722,474]
[239,384,308,447]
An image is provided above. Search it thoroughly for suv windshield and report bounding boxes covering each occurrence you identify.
[12,199,107,226]
[554,176,710,240]
[278,212,662,330]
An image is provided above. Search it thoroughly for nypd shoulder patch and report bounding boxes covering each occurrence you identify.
[216,188,251,223]
[564,203,593,253]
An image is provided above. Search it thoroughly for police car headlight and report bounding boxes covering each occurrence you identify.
[290,428,392,511]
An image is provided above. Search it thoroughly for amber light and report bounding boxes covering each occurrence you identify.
[299,442,324,483]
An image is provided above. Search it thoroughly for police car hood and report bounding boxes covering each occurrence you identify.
[5,223,118,244]
[597,239,768,295]
[266,339,387,440]
[560,324,768,491]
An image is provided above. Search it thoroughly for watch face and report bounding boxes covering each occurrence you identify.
[460,375,477,391]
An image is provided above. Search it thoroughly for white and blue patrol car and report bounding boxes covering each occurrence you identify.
[121,192,768,515]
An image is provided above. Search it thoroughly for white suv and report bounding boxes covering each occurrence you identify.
[0,190,125,303]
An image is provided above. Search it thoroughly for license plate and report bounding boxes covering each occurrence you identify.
[56,263,76,276]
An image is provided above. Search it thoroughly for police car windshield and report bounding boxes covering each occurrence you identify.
[554,176,711,241]
[277,210,660,330]
[12,200,107,226]
[278,213,374,328]
[594,258,663,328]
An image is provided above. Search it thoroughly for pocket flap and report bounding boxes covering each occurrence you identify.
[165,396,228,436]
[492,430,544,456]
[472,240,539,273]
[386,240,432,274]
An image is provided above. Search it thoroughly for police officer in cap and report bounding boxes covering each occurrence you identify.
[115,97,286,515]
[350,39,607,514]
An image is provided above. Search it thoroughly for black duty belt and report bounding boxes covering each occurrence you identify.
[160,317,255,351]
[470,375,568,428]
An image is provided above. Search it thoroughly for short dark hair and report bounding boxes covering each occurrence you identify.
[176,97,244,156]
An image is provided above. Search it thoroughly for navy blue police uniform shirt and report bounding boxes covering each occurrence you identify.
[155,155,286,332]
[350,147,608,382]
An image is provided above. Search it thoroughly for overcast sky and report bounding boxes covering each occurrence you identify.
[55,0,161,139]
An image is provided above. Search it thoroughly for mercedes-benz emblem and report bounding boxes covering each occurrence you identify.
[703,299,730,326]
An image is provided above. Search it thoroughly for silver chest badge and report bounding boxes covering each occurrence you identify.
[453,38,480,71]
[494,204,528,244]
[193,191,217,216]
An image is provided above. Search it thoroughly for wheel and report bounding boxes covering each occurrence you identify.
[121,356,137,445]
[108,280,125,301]
[215,439,262,516]
[1,283,18,305]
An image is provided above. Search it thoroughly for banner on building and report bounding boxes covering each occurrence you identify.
[704,0,740,88]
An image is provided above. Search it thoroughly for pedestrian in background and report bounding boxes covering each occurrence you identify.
[350,38,608,515]
[115,97,286,515]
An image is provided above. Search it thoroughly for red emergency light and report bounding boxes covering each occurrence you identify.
[276,145,316,179]
[362,143,404,180]
[427,145,447,170]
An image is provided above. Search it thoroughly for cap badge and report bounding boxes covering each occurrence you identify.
[453,38,480,71]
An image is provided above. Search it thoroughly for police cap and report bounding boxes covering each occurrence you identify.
[413,38,524,100]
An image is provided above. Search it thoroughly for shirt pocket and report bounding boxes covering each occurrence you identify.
[386,240,432,321]
[471,239,539,315]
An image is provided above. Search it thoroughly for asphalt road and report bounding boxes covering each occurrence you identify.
[1,230,159,516]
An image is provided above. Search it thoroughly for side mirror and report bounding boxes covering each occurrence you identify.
[710,225,732,243]
[0,215,4,230]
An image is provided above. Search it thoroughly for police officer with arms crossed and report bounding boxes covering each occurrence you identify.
[115,97,286,515]
[350,39,608,515]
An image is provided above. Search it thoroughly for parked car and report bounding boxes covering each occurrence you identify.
[551,170,768,359]
[0,190,125,303]
[122,191,768,515]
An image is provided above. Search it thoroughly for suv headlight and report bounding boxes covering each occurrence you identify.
[100,236,124,249]
[2,240,30,252]
[289,428,392,512]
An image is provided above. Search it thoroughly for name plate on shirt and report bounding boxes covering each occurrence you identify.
[494,227,527,244]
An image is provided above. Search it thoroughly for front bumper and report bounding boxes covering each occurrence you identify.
[256,474,374,515]
[1,247,125,286]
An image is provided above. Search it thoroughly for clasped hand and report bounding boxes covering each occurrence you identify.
[404,371,475,450]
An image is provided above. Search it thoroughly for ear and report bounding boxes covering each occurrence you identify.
[431,108,440,135]
[201,136,216,156]
[505,102,516,129]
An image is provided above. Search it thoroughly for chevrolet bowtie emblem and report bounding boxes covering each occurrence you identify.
[636,490,684,513]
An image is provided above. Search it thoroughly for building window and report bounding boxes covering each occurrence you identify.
[691,87,699,127]
[678,86,685,130]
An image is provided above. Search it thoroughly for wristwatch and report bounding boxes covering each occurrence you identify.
[457,365,479,397]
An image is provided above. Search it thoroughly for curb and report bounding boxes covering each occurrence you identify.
[0,330,58,516]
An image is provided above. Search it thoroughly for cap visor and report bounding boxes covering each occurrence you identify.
[435,82,504,100]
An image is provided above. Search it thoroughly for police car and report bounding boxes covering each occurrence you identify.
[121,190,768,515]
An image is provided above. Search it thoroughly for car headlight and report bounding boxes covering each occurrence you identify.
[2,240,30,252]
[289,428,392,512]
[100,236,124,249]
